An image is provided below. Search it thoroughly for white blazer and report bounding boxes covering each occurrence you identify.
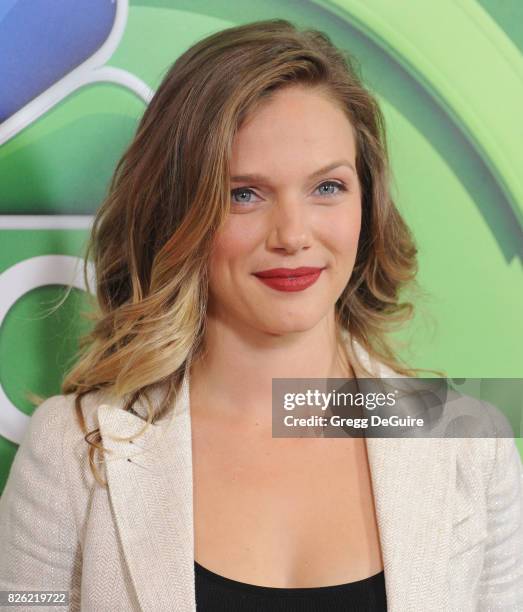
[0,338,522,612]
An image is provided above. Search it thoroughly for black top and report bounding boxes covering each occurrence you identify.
[194,560,387,611]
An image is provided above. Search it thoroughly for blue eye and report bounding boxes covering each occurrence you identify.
[316,181,347,197]
[231,187,258,204]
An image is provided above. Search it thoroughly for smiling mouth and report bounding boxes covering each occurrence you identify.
[252,268,325,292]
[253,266,326,279]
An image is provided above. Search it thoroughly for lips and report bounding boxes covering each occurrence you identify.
[253,267,325,292]
[253,266,325,278]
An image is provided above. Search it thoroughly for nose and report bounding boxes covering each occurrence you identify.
[267,196,312,253]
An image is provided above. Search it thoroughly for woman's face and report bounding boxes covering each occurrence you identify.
[208,85,362,336]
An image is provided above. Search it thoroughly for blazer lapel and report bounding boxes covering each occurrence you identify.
[98,337,456,612]
[97,372,196,612]
[365,436,456,610]
[351,337,456,610]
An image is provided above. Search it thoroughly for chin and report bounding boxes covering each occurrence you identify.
[257,311,324,335]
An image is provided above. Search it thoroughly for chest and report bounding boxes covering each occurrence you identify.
[191,418,384,588]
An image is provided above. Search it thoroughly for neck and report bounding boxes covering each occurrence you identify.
[189,313,353,426]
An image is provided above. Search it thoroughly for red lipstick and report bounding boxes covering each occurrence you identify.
[253,267,325,292]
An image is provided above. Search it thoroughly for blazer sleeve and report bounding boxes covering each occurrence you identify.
[0,395,81,611]
[477,436,523,610]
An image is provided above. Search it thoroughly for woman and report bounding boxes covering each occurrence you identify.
[0,19,521,612]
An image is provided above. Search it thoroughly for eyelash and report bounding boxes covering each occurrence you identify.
[230,180,348,205]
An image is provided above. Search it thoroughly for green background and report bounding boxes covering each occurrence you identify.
[1,0,522,491]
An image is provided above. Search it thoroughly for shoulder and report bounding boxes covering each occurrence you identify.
[442,392,520,481]
[449,398,522,544]
[3,391,112,535]
[23,390,105,452]
[0,392,108,596]
[15,394,77,470]
[12,390,110,498]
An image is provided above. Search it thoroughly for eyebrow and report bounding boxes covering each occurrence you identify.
[230,159,356,183]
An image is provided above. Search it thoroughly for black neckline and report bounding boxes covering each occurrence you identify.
[194,560,385,597]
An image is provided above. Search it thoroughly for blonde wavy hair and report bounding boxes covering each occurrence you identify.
[42,19,442,486]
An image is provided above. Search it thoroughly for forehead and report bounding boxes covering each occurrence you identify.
[231,86,357,171]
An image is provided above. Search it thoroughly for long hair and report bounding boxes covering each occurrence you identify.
[48,19,437,486]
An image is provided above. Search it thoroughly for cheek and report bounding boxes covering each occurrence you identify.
[209,218,261,277]
[320,202,362,259]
